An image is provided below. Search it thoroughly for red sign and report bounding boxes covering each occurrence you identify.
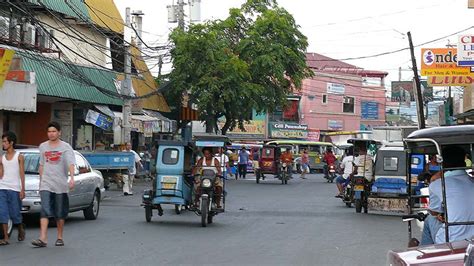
[307,129,320,141]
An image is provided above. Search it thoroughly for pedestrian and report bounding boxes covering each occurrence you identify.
[32,122,76,248]
[123,142,142,196]
[238,147,250,179]
[215,147,230,180]
[300,148,310,179]
[0,131,26,245]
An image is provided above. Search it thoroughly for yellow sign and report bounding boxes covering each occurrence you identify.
[427,76,474,86]
[420,48,474,76]
[219,120,265,136]
[0,49,15,88]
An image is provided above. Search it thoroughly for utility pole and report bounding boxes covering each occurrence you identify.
[407,31,426,129]
[122,7,132,144]
[177,0,185,29]
[132,10,145,51]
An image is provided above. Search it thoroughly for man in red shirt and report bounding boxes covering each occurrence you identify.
[323,148,337,178]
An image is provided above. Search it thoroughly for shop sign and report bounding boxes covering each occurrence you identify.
[131,119,143,132]
[152,121,161,133]
[420,48,474,76]
[0,49,15,88]
[427,75,474,86]
[219,120,266,139]
[458,35,474,66]
[144,122,153,137]
[327,82,345,94]
[361,101,379,120]
[328,120,343,130]
[306,129,320,141]
[269,122,308,139]
[85,109,113,131]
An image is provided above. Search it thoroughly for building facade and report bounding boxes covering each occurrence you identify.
[299,53,388,132]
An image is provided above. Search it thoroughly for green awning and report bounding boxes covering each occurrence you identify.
[27,0,90,21]
[19,52,123,106]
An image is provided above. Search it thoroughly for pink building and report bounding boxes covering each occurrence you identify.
[299,53,388,132]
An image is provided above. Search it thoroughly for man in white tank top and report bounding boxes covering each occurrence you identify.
[192,147,223,208]
[0,131,26,245]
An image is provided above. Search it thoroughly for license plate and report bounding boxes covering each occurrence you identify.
[354,185,364,191]
[162,183,176,189]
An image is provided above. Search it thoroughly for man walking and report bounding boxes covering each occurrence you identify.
[123,142,142,196]
[32,122,76,248]
[0,132,26,245]
[237,147,250,179]
[215,147,229,180]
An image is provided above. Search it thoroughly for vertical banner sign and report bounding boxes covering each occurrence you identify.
[458,35,474,66]
[0,49,15,89]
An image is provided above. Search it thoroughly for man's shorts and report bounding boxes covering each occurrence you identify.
[335,175,350,186]
[252,161,260,170]
[0,189,22,224]
[40,191,69,219]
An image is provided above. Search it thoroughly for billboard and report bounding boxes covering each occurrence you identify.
[391,81,433,102]
[361,101,379,120]
[427,76,474,86]
[420,48,474,76]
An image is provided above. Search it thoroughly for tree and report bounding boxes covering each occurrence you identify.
[167,0,312,134]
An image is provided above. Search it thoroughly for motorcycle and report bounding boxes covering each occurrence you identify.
[198,169,222,227]
[325,163,337,183]
[279,161,291,185]
[353,176,370,213]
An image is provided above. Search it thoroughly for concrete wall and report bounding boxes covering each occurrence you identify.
[37,14,109,68]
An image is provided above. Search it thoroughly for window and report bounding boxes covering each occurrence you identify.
[262,148,274,158]
[163,148,179,165]
[308,95,315,101]
[343,96,355,113]
[322,94,327,104]
[23,153,40,174]
[75,154,91,174]
[383,157,398,171]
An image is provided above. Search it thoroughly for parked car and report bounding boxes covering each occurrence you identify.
[0,148,105,239]
[21,149,105,218]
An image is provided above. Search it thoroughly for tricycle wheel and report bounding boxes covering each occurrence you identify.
[355,199,362,213]
[284,180,288,185]
[175,204,182,215]
[345,202,352,208]
[201,197,208,227]
[145,206,152,222]
[207,213,213,224]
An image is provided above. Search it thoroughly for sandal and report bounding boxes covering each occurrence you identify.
[31,239,47,248]
[55,239,64,247]
[0,239,9,246]
[18,224,25,242]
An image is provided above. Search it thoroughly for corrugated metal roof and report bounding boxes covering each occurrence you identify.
[130,45,170,112]
[28,0,90,21]
[85,0,124,34]
[18,52,123,106]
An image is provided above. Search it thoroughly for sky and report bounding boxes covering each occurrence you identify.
[114,0,473,92]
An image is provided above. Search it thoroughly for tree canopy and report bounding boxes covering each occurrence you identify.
[167,0,312,133]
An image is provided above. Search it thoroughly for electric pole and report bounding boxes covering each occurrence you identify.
[177,0,185,29]
[407,31,426,129]
[122,7,132,144]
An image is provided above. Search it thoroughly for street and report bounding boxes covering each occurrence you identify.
[0,174,410,266]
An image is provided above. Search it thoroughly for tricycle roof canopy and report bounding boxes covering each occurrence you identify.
[346,138,380,145]
[406,125,474,145]
[193,134,230,147]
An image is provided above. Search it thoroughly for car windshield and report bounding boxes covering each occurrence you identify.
[22,152,40,174]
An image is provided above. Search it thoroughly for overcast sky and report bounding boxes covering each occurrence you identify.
[114,0,472,88]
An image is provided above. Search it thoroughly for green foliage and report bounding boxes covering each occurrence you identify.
[168,0,312,133]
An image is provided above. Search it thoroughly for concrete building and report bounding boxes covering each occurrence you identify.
[299,53,388,132]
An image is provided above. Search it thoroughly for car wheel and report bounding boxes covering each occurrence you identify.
[84,190,100,220]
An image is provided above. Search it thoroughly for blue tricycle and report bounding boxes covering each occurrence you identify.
[142,134,230,227]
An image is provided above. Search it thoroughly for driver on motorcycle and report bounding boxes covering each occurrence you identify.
[323,148,337,178]
[352,145,374,182]
[335,148,354,198]
[279,149,293,178]
[192,147,223,209]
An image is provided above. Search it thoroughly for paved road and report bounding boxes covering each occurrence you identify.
[0,174,411,265]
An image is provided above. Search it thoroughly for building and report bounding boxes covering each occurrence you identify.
[0,1,170,149]
[299,53,388,133]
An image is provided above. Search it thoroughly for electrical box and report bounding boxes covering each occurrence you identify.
[167,5,178,23]
[189,0,201,22]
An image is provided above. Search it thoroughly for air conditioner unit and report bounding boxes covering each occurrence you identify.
[23,23,35,46]
[9,19,20,42]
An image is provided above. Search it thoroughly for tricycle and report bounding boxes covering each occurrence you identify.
[256,144,293,184]
[388,125,474,265]
[142,134,230,227]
